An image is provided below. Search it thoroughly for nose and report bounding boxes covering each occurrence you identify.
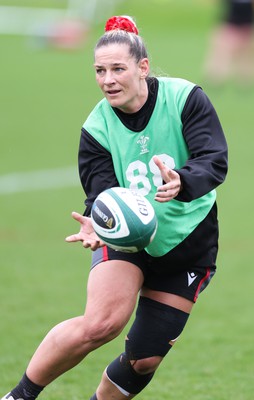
[103,71,116,86]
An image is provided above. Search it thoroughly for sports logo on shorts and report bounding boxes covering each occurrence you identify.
[187,272,197,286]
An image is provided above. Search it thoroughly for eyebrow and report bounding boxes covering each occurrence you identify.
[94,62,126,68]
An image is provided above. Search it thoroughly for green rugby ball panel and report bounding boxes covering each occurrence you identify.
[91,187,157,253]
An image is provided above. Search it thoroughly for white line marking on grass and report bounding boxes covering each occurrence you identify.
[0,6,66,35]
[0,166,80,195]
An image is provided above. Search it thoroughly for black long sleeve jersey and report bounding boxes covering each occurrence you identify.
[78,77,228,267]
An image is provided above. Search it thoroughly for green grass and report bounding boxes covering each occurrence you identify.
[0,0,254,399]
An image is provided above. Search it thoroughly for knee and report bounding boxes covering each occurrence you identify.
[126,297,190,361]
[131,356,163,375]
[82,315,123,345]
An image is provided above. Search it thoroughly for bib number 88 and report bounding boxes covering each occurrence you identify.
[126,154,175,196]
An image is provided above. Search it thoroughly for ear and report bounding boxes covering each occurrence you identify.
[139,58,149,79]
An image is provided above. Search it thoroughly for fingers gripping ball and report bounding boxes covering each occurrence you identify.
[91,187,157,253]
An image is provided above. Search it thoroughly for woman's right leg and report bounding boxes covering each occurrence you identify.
[23,260,144,387]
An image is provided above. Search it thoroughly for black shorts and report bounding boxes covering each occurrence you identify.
[224,0,254,26]
[91,246,216,303]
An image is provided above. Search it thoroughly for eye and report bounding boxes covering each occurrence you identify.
[96,68,105,76]
[114,67,124,72]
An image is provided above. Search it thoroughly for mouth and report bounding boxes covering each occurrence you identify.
[106,89,121,97]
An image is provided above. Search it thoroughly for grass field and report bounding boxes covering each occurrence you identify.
[0,1,254,399]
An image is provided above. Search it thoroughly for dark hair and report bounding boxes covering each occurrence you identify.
[94,30,148,63]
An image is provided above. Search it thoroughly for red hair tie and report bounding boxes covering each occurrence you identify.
[105,16,139,35]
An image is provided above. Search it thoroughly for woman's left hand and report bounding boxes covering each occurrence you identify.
[153,155,182,202]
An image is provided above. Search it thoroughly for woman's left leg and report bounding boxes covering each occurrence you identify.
[94,289,193,400]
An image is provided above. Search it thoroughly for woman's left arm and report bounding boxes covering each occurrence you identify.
[175,86,228,202]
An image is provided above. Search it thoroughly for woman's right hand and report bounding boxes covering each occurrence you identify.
[65,212,105,251]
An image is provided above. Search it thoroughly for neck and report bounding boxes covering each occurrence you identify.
[119,79,149,114]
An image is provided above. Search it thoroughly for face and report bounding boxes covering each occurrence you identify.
[94,43,149,113]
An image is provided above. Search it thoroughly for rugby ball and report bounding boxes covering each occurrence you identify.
[91,187,157,253]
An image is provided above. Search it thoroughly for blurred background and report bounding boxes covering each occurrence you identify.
[0,1,253,399]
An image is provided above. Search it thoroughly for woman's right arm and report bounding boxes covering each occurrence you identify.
[78,128,119,216]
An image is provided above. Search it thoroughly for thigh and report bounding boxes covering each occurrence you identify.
[85,259,144,329]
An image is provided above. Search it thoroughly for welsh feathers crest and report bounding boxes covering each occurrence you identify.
[137,135,149,154]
